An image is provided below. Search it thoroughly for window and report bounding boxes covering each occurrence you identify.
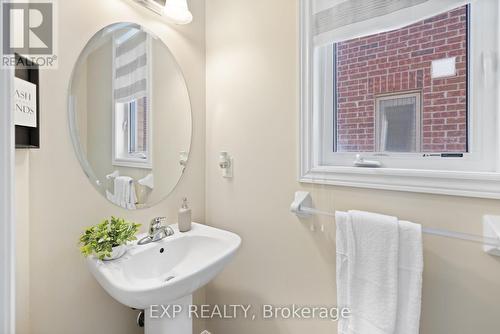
[301,0,500,198]
[113,96,151,168]
[375,93,421,153]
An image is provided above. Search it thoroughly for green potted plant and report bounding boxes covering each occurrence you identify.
[79,217,141,261]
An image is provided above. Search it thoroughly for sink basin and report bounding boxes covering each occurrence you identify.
[87,223,241,309]
[86,223,241,333]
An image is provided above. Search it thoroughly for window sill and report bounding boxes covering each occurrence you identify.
[299,165,500,199]
[112,159,152,170]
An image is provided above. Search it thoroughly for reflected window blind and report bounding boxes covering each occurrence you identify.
[114,30,149,103]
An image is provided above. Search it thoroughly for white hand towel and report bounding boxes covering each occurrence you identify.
[336,211,351,334]
[336,211,423,334]
[336,210,399,334]
[395,221,423,334]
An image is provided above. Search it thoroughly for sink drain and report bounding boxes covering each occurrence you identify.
[165,276,175,282]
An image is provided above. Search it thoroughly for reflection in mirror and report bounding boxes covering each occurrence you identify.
[112,30,152,168]
[69,23,192,210]
[114,97,151,168]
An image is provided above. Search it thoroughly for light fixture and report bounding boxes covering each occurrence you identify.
[132,0,164,15]
[163,0,193,25]
[132,0,193,25]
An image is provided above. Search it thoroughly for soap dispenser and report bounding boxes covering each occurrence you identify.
[178,197,192,232]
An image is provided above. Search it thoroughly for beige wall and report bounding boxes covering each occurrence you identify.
[205,1,500,334]
[16,0,206,333]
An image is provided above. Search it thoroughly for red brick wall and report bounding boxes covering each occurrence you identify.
[335,6,468,152]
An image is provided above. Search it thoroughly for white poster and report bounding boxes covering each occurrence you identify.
[13,77,37,128]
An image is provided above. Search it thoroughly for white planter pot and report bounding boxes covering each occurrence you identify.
[103,244,127,261]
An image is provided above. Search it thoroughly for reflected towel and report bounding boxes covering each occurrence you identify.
[106,176,137,210]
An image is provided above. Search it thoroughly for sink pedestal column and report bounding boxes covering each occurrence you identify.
[145,295,193,334]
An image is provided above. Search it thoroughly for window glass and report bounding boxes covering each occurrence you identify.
[129,101,137,153]
[114,95,149,164]
[127,97,148,157]
[334,5,468,154]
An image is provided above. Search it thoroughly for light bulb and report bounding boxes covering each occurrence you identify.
[163,0,193,25]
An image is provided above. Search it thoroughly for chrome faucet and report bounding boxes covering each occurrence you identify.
[149,217,174,241]
[138,217,174,245]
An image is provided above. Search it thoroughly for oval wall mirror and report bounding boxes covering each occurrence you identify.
[68,22,192,210]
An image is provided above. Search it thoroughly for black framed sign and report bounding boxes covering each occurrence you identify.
[14,54,40,149]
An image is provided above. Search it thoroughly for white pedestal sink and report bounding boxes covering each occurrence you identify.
[86,223,241,334]
[144,295,193,334]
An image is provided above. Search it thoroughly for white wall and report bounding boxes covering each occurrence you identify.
[205,0,500,333]
[19,0,206,333]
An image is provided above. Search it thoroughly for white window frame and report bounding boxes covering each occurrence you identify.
[300,0,500,199]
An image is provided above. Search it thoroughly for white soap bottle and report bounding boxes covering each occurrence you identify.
[178,197,192,232]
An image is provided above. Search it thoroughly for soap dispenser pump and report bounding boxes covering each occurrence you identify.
[178,197,192,232]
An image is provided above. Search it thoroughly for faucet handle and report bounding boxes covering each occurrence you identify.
[149,217,167,235]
